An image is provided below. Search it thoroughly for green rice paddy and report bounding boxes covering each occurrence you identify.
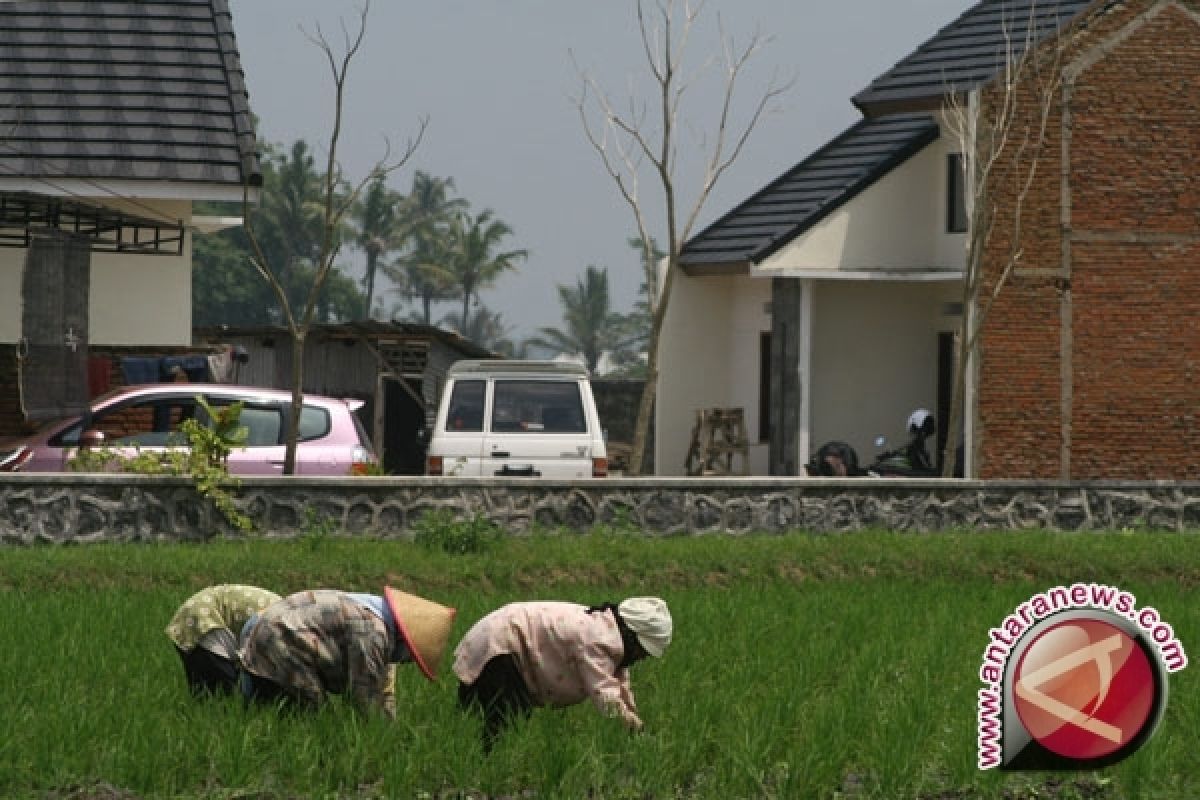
[0,530,1196,799]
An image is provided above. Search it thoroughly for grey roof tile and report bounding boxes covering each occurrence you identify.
[0,0,260,190]
[852,0,1096,116]
[680,113,939,269]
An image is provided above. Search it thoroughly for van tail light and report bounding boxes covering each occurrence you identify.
[427,455,444,476]
[592,456,608,478]
[0,446,33,472]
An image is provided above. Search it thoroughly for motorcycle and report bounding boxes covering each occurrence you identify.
[805,409,939,478]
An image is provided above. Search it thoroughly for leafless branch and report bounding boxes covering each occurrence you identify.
[574,0,788,473]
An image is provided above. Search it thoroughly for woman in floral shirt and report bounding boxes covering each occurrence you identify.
[454,597,672,751]
[165,584,281,696]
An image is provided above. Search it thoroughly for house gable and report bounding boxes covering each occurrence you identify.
[756,126,965,276]
[678,113,939,274]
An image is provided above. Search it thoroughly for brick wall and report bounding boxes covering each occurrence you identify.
[977,0,1200,479]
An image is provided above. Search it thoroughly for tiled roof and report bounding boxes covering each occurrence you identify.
[679,113,939,270]
[852,0,1096,116]
[0,0,260,191]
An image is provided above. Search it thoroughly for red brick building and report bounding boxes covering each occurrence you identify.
[978,0,1200,478]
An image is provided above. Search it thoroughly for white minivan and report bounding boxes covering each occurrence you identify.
[425,360,608,478]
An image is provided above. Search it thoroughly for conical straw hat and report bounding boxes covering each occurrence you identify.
[384,586,457,681]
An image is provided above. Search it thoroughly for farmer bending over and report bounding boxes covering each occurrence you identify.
[166,584,281,697]
[454,597,672,751]
[239,587,455,718]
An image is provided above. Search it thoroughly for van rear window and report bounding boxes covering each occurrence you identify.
[445,380,485,431]
[492,381,586,433]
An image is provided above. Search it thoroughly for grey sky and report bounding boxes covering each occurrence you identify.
[229,1,968,338]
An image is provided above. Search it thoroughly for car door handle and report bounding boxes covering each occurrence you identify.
[490,450,511,458]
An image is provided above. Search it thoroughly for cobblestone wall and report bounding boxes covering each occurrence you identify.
[4,475,1200,544]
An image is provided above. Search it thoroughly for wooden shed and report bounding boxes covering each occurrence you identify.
[193,322,493,474]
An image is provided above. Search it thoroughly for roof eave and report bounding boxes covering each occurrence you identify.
[853,93,951,119]
[679,259,752,277]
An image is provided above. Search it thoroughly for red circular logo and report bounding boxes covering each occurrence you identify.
[1013,618,1156,760]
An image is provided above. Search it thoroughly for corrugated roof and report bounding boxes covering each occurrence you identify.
[194,321,498,359]
[852,0,1096,116]
[679,113,939,270]
[0,0,260,191]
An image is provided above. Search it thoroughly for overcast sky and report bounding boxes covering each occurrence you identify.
[229,0,968,338]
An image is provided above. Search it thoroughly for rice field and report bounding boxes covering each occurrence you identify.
[0,530,1196,799]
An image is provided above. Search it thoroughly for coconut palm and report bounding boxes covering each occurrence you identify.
[254,140,326,297]
[382,171,467,322]
[350,176,404,319]
[442,209,527,332]
[387,226,456,324]
[527,265,622,374]
[439,305,525,356]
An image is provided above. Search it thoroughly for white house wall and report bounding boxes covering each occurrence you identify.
[0,198,194,346]
[655,273,771,475]
[758,133,965,273]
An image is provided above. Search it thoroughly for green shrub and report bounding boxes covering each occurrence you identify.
[411,509,501,555]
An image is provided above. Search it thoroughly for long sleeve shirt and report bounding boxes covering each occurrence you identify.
[165,584,281,655]
[453,601,642,730]
[238,590,398,718]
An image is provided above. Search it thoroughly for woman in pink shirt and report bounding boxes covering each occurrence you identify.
[453,596,672,751]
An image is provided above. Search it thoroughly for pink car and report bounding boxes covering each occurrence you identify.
[0,384,377,476]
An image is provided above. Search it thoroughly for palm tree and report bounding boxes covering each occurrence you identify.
[527,265,620,373]
[382,171,466,322]
[243,139,362,323]
[386,226,456,324]
[254,141,325,299]
[350,176,404,319]
[439,305,524,355]
[603,236,659,376]
[443,209,527,332]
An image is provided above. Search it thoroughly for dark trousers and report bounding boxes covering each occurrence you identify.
[176,645,239,697]
[458,654,534,753]
[240,670,309,712]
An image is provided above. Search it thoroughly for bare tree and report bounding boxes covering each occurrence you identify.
[242,1,426,474]
[575,0,789,475]
[940,6,1080,477]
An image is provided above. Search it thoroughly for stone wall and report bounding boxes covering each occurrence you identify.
[4,475,1200,544]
